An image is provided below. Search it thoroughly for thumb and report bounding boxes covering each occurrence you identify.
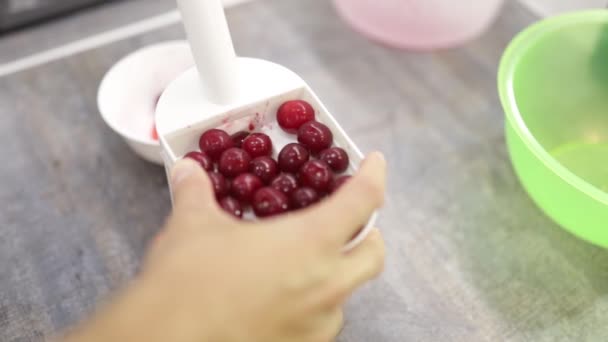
[151,159,218,253]
[170,158,217,214]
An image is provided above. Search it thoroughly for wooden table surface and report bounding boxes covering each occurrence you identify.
[3,1,608,341]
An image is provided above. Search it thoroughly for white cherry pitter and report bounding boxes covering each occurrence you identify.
[155,0,378,250]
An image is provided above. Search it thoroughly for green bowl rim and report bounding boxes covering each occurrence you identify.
[498,9,608,206]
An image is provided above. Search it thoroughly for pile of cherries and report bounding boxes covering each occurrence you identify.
[184,100,352,218]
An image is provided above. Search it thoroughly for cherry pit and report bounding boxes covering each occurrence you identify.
[185,100,352,219]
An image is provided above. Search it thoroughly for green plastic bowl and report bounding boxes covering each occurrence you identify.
[499,10,608,248]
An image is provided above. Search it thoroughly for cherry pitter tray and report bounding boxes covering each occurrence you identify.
[156,0,378,250]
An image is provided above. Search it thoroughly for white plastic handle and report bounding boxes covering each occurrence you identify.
[176,0,239,105]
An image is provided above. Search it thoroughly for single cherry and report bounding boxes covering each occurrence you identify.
[252,187,290,217]
[249,156,279,184]
[242,133,273,157]
[291,187,320,210]
[277,100,315,134]
[231,173,263,203]
[299,160,333,192]
[219,196,243,218]
[319,147,349,173]
[208,172,229,198]
[271,173,299,196]
[278,143,310,173]
[218,148,252,178]
[330,175,352,193]
[231,131,250,148]
[199,129,234,160]
[297,121,333,153]
[184,151,213,171]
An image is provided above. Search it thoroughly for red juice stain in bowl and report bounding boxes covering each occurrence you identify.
[150,92,162,141]
[249,112,262,131]
[151,123,159,141]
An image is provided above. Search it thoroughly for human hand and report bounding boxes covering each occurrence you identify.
[65,152,386,342]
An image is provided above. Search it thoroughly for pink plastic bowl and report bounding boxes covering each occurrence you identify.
[333,0,504,50]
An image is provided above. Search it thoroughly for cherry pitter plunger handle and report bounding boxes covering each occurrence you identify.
[176,0,239,105]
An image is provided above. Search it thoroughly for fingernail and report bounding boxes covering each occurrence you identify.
[171,159,200,187]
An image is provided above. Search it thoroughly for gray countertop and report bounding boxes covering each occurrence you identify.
[0,0,176,64]
[3,1,608,341]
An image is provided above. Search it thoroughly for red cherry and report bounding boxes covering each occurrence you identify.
[277,100,316,134]
[271,173,299,196]
[199,129,234,160]
[297,121,333,153]
[208,172,229,198]
[299,160,333,192]
[252,187,290,217]
[319,147,349,173]
[291,187,320,209]
[231,131,250,148]
[184,151,213,171]
[330,175,351,193]
[218,148,252,178]
[219,197,243,218]
[242,133,273,158]
[278,143,310,173]
[249,156,279,184]
[231,173,263,203]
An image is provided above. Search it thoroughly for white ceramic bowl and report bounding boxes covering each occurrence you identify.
[97,41,194,164]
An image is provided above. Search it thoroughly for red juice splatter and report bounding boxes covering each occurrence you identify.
[151,123,159,141]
